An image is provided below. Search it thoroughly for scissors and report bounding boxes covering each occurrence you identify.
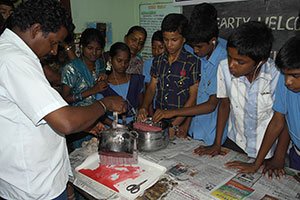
[126,179,148,194]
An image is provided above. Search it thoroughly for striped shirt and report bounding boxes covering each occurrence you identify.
[217,58,280,158]
[151,48,200,109]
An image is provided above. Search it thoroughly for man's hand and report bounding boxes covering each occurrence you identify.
[262,157,285,179]
[194,144,222,156]
[101,96,127,114]
[153,109,174,122]
[136,108,148,122]
[225,161,260,173]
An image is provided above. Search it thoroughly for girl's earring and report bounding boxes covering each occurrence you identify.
[79,46,83,55]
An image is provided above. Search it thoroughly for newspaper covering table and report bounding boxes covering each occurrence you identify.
[69,137,300,200]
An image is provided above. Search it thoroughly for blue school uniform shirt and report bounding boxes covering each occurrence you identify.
[151,48,200,110]
[188,41,228,145]
[109,82,134,123]
[143,57,153,84]
[273,74,300,149]
[100,74,144,124]
[184,37,227,55]
[143,57,157,109]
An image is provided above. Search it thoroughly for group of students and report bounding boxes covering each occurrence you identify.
[137,3,300,179]
[59,1,300,179]
[0,0,299,199]
[54,26,147,150]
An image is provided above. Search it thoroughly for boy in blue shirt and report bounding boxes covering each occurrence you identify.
[143,30,165,116]
[153,15,227,144]
[137,13,200,138]
[143,30,165,85]
[184,2,227,54]
[226,36,300,174]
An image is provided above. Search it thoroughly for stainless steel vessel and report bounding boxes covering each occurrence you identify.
[131,118,169,152]
[98,124,138,154]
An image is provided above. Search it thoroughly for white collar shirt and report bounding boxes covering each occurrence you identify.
[217,58,280,158]
[0,29,71,200]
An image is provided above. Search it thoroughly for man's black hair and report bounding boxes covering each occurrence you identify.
[227,21,273,63]
[275,36,300,70]
[189,3,217,24]
[0,0,14,9]
[0,13,4,33]
[151,30,163,43]
[186,19,218,44]
[7,0,74,35]
[161,13,188,37]
[80,28,105,49]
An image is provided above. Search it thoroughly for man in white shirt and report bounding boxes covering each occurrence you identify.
[0,1,126,199]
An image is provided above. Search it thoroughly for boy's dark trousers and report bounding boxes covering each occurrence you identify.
[223,138,246,154]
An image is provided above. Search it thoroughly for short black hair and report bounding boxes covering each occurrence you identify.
[109,42,131,60]
[151,30,163,43]
[161,13,188,37]
[0,12,4,26]
[0,0,14,8]
[7,0,74,36]
[186,19,219,44]
[80,28,105,49]
[275,36,300,70]
[227,21,273,63]
[125,25,147,40]
[189,3,217,24]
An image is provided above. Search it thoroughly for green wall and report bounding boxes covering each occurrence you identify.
[70,0,172,47]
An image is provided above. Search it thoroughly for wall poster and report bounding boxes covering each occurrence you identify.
[139,3,181,60]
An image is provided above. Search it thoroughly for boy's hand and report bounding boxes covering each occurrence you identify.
[153,109,174,122]
[168,127,176,140]
[176,123,189,138]
[225,161,260,173]
[262,158,285,179]
[89,121,106,135]
[93,80,108,93]
[97,73,108,81]
[194,144,222,156]
[136,108,148,122]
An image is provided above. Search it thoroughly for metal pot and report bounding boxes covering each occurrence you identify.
[98,124,138,154]
[130,118,170,152]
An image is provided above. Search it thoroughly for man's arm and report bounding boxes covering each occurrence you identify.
[44,96,126,135]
